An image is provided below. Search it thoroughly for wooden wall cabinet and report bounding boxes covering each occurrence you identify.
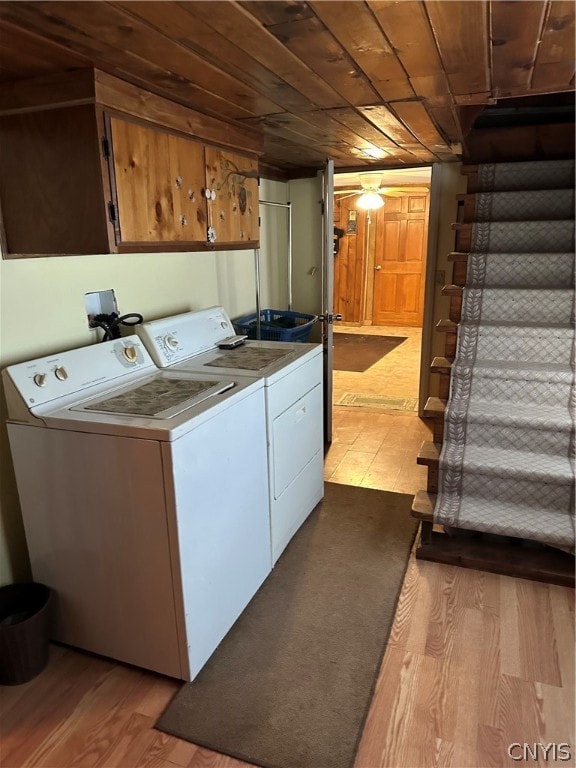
[0,69,262,257]
[204,146,259,245]
[106,117,259,251]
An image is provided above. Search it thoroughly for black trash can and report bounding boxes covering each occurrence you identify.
[0,583,52,685]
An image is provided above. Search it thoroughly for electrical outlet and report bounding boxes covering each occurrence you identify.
[85,289,118,328]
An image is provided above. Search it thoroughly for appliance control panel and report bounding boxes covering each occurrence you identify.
[4,337,156,407]
[136,306,237,368]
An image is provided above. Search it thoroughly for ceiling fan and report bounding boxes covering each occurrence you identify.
[334,174,429,208]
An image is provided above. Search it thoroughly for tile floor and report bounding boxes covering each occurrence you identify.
[325,325,432,496]
[332,323,422,402]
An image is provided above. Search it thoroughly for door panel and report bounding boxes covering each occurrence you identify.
[405,219,426,261]
[383,197,402,214]
[372,193,429,327]
[381,274,397,309]
[381,220,401,261]
[408,195,427,213]
[401,273,420,311]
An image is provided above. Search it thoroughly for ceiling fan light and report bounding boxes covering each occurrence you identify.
[359,173,382,191]
[356,191,384,210]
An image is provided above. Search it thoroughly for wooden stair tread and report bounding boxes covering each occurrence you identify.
[417,440,440,466]
[442,284,463,296]
[448,252,469,262]
[431,356,452,373]
[436,319,458,333]
[424,397,446,417]
[411,490,435,520]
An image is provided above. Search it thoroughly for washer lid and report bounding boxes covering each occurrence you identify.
[75,374,234,419]
[35,369,263,442]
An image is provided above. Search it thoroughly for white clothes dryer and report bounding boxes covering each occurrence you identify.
[137,307,324,564]
[3,336,271,680]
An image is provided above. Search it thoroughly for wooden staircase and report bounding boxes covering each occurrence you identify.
[411,164,575,588]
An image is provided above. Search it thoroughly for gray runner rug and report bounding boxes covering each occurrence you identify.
[156,483,417,768]
[436,159,575,551]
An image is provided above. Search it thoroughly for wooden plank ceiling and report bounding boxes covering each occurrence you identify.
[0,1,573,176]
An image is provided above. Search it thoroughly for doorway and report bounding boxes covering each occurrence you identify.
[331,167,432,410]
[325,167,433,494]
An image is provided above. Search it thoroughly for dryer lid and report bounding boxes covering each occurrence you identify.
[204,346,293,371]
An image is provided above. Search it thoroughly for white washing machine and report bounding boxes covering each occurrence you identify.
[137,307,324,564]
[3,336,271,681]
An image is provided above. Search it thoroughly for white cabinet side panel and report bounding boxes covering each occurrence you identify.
[7,424,182,678]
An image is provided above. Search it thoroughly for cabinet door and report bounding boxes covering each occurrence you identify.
[108,117,207,245]
[204,146,259,246]
[167,133,208,242]
[0,105,111,256]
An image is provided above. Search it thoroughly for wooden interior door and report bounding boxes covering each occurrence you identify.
[333,196,366,324]
[371,193,429,327]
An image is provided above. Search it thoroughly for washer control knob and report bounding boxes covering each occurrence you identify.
[122,345,138,363]
[54,366,68,381]
[164,335,178,351]
[33,373,47,387]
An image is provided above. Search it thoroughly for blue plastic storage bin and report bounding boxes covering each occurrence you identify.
[234,309,317,342]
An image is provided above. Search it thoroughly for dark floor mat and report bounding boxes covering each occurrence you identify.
[333,333,407,372]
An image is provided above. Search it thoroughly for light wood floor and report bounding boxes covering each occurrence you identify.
[1,328,574,768]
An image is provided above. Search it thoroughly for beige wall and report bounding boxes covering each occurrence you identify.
[0,178,288,584]
[288,176,323,317]
[258,181,291,310]
[287,175,324,342]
